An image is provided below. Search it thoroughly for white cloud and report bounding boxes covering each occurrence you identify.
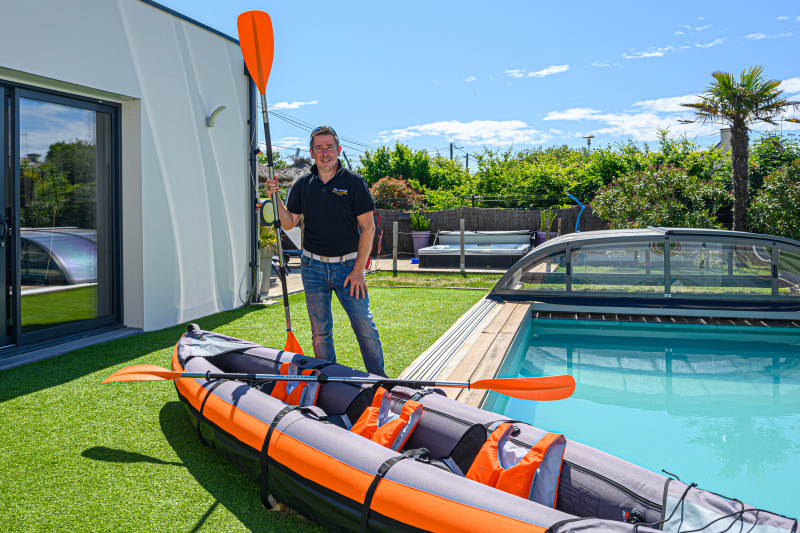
[695,25,711,31]
[632,94,700,113]
[592,61,609,67]
[781,77,800,94]
[269,100,318,110]
[696,38,725,48]
[543,108,604,121]
[271,137,307,150]
[746,31,791,39]
[778,16,790,21]
[505,65,569,78]
[373,120,552,147]
[464,76,476,83]
[543,98,719,143]
[675,31,684,35]
[530,65,570,77]
[622,46,674,59]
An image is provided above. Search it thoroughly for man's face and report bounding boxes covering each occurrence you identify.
[310,134,341,173]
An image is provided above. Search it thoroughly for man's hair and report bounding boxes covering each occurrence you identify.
[309,126,340,151]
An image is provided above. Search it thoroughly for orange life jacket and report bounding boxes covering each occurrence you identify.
[466,422,566,506]
[350,386,423,451]
[270,362,320,407]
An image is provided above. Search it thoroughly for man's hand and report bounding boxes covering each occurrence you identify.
[343,268,367,299]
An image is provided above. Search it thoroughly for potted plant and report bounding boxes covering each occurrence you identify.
[536,208,558,245]
[409,211,431,258]
[259,225,277,294]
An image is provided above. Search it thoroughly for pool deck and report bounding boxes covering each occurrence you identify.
[399,297,530,408]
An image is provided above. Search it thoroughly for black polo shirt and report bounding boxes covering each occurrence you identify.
[286,161,375,257]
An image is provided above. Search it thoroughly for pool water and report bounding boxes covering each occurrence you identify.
[486,319,800,519]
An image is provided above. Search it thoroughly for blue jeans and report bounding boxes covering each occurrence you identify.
[301,256,385,376]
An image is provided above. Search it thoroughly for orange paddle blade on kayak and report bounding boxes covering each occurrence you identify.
[237,11,274,95]
[101,364,182,383]
[470,375,575,401]
[284,330,304,355]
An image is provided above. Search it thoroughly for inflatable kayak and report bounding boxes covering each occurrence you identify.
[157,324,796,532]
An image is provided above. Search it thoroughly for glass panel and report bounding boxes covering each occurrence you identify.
[19,98,112,333]
[669,239,772,295]
[778,247,800,296]
[518,250,566,291]
[571,240,665,292]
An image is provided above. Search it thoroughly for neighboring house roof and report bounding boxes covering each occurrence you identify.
[261,157,312,188]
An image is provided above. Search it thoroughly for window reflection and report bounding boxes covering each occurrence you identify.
[670,240,772,295]
[19,98,111,333]
[778,247,800,296]
[520,251,566,291]
[570,241,664,292]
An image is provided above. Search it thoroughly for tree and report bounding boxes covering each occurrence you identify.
[681,66,800,231]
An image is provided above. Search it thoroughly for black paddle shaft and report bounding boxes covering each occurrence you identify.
[260,94,292,328]
[193,371,469,390]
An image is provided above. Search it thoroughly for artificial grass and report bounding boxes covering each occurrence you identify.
[366,271,501,290]
[0,287,484,532]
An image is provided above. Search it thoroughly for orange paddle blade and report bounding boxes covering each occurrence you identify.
[284,330,304,355]
[471,375,575,401]
[237,11,274,95]
[101,364,180,384]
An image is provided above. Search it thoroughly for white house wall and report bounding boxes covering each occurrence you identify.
[0,0,253,331]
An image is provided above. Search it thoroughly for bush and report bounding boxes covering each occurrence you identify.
[410,212,430,231]
[370,177,424,210]
[747,160,800,240]
[591,164,731,229]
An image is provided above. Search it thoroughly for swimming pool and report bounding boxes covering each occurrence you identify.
[485,318,800,518]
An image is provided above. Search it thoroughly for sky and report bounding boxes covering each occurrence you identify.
[159,0,800,163]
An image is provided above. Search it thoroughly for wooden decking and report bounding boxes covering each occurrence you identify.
[445,302,529,407]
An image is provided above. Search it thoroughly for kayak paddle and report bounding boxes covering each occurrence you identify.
[238,10,303,355]
[102,364,575,401]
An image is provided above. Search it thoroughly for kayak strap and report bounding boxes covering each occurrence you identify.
[260,404,327,510]
[360,448,431,533]
[196,380,226,447]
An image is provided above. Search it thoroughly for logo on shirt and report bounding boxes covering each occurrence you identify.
[332,188,348,196]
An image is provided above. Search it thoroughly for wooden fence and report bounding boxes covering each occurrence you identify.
[373,206,608,255]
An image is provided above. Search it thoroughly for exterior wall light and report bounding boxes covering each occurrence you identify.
[206,106,227,127]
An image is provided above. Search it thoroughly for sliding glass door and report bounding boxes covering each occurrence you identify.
[0,83,119,351]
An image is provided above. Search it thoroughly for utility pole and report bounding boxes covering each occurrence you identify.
[342,151,352,169]
[450,142,454,161]
[465,153,469,172]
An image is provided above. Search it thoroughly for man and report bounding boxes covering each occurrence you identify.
[265,126,385,376]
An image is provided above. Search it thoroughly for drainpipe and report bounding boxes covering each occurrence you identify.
[247,70,259,304]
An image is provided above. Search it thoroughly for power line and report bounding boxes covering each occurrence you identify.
[261,107,374,150]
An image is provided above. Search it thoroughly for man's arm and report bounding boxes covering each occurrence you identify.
[343,211,375,299]
[265,178,301,229]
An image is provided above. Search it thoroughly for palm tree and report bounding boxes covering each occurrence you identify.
[681,66,800,231]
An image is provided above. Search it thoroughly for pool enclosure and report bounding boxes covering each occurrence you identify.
[490,227,800,320]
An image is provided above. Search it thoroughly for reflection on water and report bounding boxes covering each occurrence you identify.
[684,417,800,483]
[492,321,800,517]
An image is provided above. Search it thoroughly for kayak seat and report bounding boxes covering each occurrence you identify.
[350,386,423,451]
[269,362,321,407]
